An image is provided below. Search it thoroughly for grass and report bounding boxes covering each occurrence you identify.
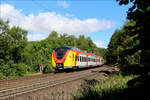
[74,74,133,100]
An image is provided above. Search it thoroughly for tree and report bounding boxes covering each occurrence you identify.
[0,19,30,77]
[116,0,150,72]
[48,31,58,39]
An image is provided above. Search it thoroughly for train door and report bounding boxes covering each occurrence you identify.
[76,53,87,68]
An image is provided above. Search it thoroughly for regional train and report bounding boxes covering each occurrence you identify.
[52,46,104,70]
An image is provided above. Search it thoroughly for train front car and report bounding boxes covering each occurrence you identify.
[52,47,76,70]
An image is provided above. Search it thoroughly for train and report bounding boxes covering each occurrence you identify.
[52,46,104,70]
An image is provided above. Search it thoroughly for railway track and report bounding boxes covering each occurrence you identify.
[0,66,112,100]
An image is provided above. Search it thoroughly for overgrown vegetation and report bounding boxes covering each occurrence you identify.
[74,74,133,100]
[0,19,106,78]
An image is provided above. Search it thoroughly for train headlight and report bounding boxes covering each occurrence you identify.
[56,63,63,68]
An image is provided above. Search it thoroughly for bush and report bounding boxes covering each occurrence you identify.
[0,61,31,78]
[16,63,30,76]
[0,73,6,78]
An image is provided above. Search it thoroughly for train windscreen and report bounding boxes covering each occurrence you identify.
[55,47,71,59]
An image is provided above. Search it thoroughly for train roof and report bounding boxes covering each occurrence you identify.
[55,46,101,57]
[55,46,86,52]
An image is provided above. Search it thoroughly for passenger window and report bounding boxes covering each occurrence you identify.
[82,56,84,62]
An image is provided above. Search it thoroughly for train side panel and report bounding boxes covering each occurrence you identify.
[52,54,56,68]
[63,50,76,68]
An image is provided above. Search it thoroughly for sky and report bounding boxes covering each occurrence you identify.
[0,0,131,48]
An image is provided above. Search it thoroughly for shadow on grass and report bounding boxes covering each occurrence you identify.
[74,79,125,100]
[73,74,150,100]
[122,74,150,100]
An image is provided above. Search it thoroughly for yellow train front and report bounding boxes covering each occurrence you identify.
[52,46,104,70]
[52,46,76,70]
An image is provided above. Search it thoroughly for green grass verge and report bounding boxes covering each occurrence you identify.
[74,74,133,100]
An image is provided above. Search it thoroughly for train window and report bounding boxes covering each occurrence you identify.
[82,56,84,62]
[83,56,84,62]
[80,56,82,62]
[75,56,77,61]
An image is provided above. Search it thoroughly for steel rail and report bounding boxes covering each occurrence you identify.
[0,70,100,100]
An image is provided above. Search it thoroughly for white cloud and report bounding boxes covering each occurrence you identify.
[65,13,74,17]
[94,40,107,48]
[56,0,69,8]
[0,4,113,41]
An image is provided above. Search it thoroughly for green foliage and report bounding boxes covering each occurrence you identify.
[48,31,58,39]
[0,19,30,78]
[74,74,133,100]
[106,21,140,66]
[0,18,106,78]
[114,0,150,73]
[105,1,150,99]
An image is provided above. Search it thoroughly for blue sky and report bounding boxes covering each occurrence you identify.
[0,0,131,48]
